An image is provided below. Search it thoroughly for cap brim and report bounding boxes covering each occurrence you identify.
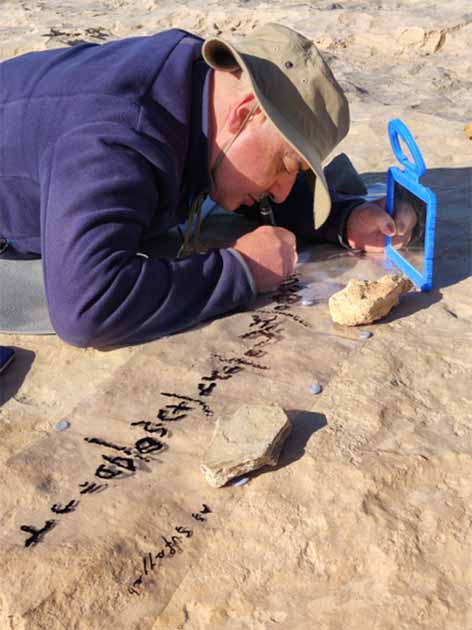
[203,37,332,229]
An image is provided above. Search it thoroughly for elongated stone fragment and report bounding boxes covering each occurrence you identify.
[329,274,413,326]
[201,405,291,488]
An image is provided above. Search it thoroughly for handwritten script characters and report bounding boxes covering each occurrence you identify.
[128,504,213,596]
[20,276,306,547]
[20,520,58,548]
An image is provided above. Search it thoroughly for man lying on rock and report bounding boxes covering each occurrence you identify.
[0,23,416,347]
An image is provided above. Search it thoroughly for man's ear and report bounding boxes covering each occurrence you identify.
[227,94,262,134]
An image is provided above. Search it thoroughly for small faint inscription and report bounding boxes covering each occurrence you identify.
[127,504,213,596]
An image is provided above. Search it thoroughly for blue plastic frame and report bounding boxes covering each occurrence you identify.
[385,119,437,291]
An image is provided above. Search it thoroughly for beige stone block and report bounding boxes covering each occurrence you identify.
[201,405,291,487]
[329,274,413,326]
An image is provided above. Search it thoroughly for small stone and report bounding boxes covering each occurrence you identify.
[201,405,291,488]
[329,274,413,326]
[308,383,323,395]
[359,331,373,340]
[230,476,250,487]
[54,420,70,432]
[301,297,316,307]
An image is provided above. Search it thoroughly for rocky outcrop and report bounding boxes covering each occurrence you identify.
[329,275,413,326]
[201,405,291,487]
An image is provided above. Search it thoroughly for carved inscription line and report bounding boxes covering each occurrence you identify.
[128,503,212,596]
[19,276,304,547]
[19,422,168,547]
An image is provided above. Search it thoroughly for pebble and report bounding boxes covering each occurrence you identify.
[231,476,250,487]
[359,331,373,340]
[301,297,316,307]
[309,383,323,395]
[54,420,70,432]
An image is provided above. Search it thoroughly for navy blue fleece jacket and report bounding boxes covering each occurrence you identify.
[0,29,363,347]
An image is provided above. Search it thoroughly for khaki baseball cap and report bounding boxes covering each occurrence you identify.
[202,23,350,228]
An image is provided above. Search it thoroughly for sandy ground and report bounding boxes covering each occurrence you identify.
[0,1,471,629]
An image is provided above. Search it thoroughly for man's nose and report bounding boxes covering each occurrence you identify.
[268,173,297,204]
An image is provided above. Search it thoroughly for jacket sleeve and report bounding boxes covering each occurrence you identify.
[39,123,254,348]
[238,153,368,247]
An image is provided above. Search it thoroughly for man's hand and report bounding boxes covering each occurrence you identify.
[233,226,297,293]
[346,197,417,253]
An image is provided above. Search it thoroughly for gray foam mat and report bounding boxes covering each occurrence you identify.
[0,259,54,334]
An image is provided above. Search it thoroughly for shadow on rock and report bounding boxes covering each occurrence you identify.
[249,409,327,482]
[0,346,35,406]
[380,286,443,324]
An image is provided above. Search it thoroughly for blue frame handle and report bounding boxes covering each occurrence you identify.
[389,119,426,178]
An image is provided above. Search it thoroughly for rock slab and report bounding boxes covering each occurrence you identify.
[201,405,291,487]
[329,274,413,326]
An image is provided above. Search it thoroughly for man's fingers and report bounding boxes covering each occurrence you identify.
[232,226,297,294]
[391,232,412,250]
[375,210,397,237]
[283,244,297,279]
[346,198,417,253]
[394,202,417,236]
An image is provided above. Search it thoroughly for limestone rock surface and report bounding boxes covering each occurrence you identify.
[1,2,472,629]
[329,274,413,326]
[201,405,291,487]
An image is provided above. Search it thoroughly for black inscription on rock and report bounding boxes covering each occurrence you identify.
[134,437,165,456]
[130,421,168,437]
[258,308,309,328]
[84,436,133,455]
[249,314,278,328]
[95,454,137,480]
[127,504,212,596]
[95,464,123,480]
[143,552,156,576]
[51,500,79,514]
[162,535,183,556]
[197,382,217,397]
[128,575,143,596]
[239,317,284,342]
[213,353,268,371]
[157,400,192,422]
[20,520,58,547]
[191,512,206,522]
[160,392,213,417]
[244,347,267,359]
[79,481,108,495]
[201,366,244,382]
[175,526,193,538]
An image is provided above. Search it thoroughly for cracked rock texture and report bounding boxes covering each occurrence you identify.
[201,405,291,487]
[329,275,413,326]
